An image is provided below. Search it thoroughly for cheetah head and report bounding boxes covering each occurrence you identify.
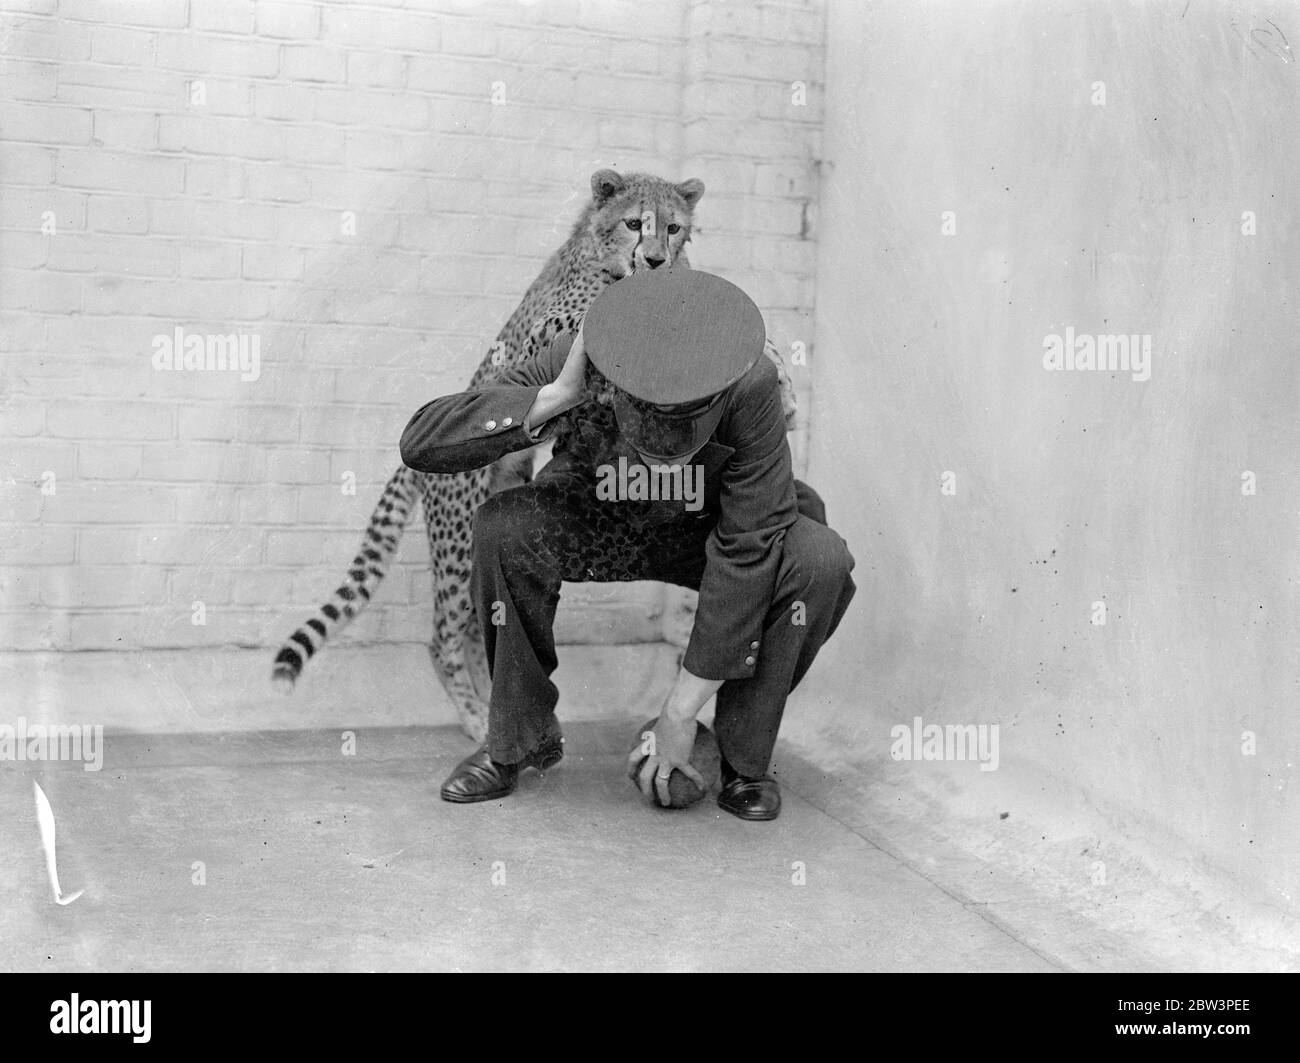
[586,169,704,279]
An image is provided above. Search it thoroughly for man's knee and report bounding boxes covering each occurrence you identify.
[782,516,855,602]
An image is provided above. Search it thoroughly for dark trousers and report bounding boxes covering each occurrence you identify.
[471,464,856,777]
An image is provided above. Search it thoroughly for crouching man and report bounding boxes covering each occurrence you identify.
[399,269,855,821]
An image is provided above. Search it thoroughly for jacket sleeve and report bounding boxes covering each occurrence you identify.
[399,333,572,474]
[682,359,799,681]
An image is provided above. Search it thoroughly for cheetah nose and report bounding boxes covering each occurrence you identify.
[645,255,666,269]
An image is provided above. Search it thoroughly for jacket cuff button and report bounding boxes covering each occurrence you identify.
[502,416,513,427]
[483,419,497,431]
[750,640,759,649]
[744,655,756,666]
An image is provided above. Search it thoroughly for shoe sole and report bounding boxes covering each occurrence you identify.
[718,804,781,821]
[440,787,514,804]
[717,794,781,821]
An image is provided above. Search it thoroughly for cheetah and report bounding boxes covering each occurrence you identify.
[271,169,796,741]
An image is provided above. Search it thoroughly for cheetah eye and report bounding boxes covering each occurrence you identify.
[667,223,681,235]
[624,218,642,231]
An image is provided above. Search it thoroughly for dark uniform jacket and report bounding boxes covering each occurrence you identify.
[398,334,799,682]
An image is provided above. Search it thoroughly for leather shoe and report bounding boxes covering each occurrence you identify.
[440,735,564,804]
[717,762,781,821]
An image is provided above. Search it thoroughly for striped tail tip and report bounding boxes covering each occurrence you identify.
[271,649,302,694]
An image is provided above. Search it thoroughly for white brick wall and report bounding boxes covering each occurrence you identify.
[0,0,826,653]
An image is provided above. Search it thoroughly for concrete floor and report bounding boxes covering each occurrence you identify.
[0,719,1062,972]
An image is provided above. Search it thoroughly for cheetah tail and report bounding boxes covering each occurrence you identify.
[270,465,418,692]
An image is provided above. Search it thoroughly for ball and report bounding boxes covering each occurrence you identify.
[630,718,722,809]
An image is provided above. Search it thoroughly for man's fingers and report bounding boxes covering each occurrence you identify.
[565,328,588,372]
[636,756,659,799]
[654,769,672,807]
[630,751,707,805]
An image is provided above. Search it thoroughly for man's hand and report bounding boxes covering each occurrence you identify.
[523,324,589,434]
[551,322,589,403]
[625,666,724,802]
[627,713,708,806]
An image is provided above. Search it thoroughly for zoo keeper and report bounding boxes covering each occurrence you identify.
[399,268,856,821]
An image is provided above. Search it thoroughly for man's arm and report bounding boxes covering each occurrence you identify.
[631,366,796,803]
[636,362,796,800]
[681,357,799,682]
[399,331,586,474]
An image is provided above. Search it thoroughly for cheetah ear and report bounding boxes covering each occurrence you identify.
[590,169,626,204]
[675,178,705,208]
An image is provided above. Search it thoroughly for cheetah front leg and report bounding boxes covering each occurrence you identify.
[420,319,566,741]
[420,469,494,742]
